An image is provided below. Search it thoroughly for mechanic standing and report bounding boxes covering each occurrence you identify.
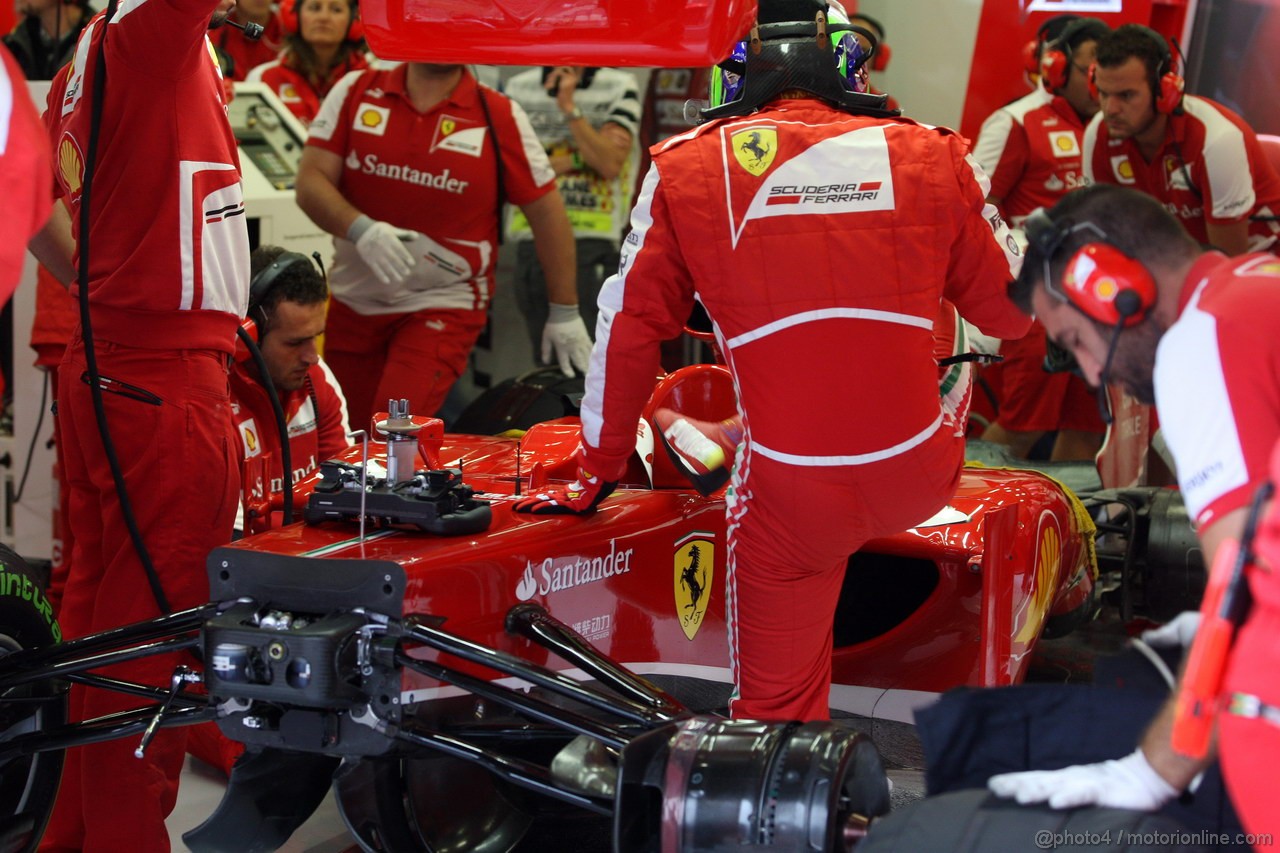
[32,0,249,845]
[515,0,1029,723]
[1085,24,1280,256]
[973,16,1110,462]
[990,184,1280,840]
[295,61,592,426]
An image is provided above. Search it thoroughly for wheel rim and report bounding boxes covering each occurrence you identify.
[0,634,66,853]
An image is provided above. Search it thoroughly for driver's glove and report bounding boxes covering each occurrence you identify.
[513,449,616,515]
[988,749,1179,811]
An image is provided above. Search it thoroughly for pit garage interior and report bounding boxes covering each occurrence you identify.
[4,0,1280,850]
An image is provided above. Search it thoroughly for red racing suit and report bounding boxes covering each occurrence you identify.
[42,0,248,847]
[973,87,1105,437]
[580,99,1030,721]
[1083,95,1280,252]
[1149,252,1280,840]
[229,358,351,532]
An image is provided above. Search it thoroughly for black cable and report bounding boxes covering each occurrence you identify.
[236,326,294,525]
[76,0,171,615]
[10,371,49,505]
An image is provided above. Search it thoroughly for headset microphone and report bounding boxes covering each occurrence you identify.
[227,19,264,40]
[1093,293,1141,426]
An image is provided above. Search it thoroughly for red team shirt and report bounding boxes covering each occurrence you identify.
[307,65,555,315]
[1154,252,1280,538]
[974,87,1090,224]
[46,4,249,353]
[1083,95,1280,252]
[246,51,369,125]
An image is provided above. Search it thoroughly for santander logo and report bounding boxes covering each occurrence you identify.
[515,540,635,601]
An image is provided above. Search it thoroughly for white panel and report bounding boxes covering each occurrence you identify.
[859,0,986,130]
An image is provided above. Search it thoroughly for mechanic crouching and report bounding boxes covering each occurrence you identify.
[231,246,352,536]
[514,0,1030,723]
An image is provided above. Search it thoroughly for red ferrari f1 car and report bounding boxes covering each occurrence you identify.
[0,364,1195,852]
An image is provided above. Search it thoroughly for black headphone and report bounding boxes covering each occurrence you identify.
[1024,207,1157,327]
[247,251,322,333]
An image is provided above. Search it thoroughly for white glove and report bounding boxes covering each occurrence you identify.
[542,303,593,377]
[350,216,416,285]
[988,749,1179,811]
[1140,611,1202,650]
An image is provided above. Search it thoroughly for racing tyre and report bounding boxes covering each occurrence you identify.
[0,545,66,853]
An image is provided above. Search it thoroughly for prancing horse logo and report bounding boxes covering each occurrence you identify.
[674,533,716,640]
[731,127,778,176]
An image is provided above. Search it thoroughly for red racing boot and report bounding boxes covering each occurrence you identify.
[653,408,743,496]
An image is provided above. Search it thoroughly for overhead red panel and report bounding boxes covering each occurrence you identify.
[361,0,760,67]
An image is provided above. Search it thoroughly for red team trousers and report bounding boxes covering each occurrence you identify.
[323,298,488,426]
[726,426,964,722]
[42,337,239,852]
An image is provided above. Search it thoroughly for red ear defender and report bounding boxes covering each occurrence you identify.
[1040,46,1069,91]
[280,0,299,34]
[1153,67,1184,114]
[871,41,890,72]
[1022,39,1040,77]
[1086,62,1098,100]
[1060,243,1157,327]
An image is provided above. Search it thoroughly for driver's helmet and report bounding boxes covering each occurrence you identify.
[707,6,872,108]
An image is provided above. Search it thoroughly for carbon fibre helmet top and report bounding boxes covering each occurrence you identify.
[702,3,894,120]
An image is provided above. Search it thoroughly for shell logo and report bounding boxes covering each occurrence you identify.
[1013,520,1062,645]
[359,109,383,129]
[1055,135,1073,151]
[58,135,84,196]
[1093,277,1118,300]
[1117,159,1135,181]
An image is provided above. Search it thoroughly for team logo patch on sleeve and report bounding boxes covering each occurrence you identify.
[430,114,487,157]
[239,419,261,457]
[732,127,777,176]
[1110,155,1135,184]
[1049,130,1080,158]
[57,133,85,199]
[674,532,715,640]
[354,103,391,135]
[279,83,301,104]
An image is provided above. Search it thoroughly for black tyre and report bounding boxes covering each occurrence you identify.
[0,544,67,853]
